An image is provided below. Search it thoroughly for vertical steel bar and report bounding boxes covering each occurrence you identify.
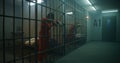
[62,0,66,55]
[35,0,38,63]
[55,0,58,56]
[13,0,16,63]
[40,4,43,63]
[21,0,24,63]
[58,0,60,56]
[74,1,77,48]
[46,0,48,17]
[3,0,5,62]
[45,0,48,62]
[28,1,32,63]
[50,0,52,12]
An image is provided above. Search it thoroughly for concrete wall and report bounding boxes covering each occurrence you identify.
[116,12,120,42]
[87,11,120,42]
[87,11,102,42]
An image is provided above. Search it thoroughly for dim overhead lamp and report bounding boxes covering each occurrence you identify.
[27,0,43,6]
[66,12,73,15]
[86,0,92,6]
[86,0,96,11]
[102,10,118,13]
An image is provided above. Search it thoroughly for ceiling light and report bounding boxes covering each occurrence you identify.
[27,0,43,6]
[37,0,43,3]
[102,10,118,13]
[66,12,73,15]
[28,2,35,6]
[92,6,96,11]
[86,0,96,11]
[86,0,92,6]
[86,16,89,19]
[32,0,43,3]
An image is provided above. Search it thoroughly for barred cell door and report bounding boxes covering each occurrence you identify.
[0,0,87,63]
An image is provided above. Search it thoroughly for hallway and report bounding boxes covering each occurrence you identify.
[0,0,120,63]
[56,41,120,63]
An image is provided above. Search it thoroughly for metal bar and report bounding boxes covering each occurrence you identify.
[62,0,66,55]
[41,4,43,19]
[49,0,52,12]
[34,0,38,63]
[2,0,5,62]
[73,1,77,48]
[58,0,60,56]
[40,3,43,63]
[46,0,48,17]
[28,1,32,63]
[6,39,80,63]
[43,0,48,62]
[13,0,16,63]
[21,0,24,63]
[56,0,59,55]
[0,14,66,22]
[1,0,87,63]
[49,1,53,58]
[0,37,36,41]
[0,15,41,21]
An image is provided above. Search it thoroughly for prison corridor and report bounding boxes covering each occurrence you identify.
[55,41,120,63]
[0,0,120,63]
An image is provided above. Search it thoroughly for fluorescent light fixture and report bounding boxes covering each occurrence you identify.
[66,12,73,15]
[28,2,35,6]
[28,0,43,6]
[86,0,92,5]
[86,16,89,19]
[92,6,96,11]
[86,0,96,11]
[33,0,43,3]
[102,10,118,13]
[37,0,43,3]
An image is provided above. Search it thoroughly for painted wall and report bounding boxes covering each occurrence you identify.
[116,12,120,42]
[102,12,117,41]
[87,11,120,42]
[87,11,102,41]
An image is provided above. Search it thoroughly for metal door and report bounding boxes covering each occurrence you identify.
[102,16,116,41]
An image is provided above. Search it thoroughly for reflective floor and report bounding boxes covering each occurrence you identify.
[55,41,120,63]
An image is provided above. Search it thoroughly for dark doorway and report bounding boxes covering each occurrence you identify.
[102,15,116,41]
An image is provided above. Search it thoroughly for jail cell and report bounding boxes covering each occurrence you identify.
[0,0,87,63]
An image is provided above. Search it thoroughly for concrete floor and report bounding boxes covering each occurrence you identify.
[55,41,120,63]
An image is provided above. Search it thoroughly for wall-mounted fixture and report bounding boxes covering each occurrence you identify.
[26,0,43,6]
[66,12,73,15]
[102,10,118,13]
[86,16,89,19]
[86,0,96,11]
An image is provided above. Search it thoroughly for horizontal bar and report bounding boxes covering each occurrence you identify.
[0,15,41,21]
[0,15,67,23]
[6,39,82,63]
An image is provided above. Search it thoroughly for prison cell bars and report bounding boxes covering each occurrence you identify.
[28,1,32,63]
[13,0,16,63]
[1,0,87,63]
[35,0,38,63]
[21,0,24,63]
[3,0,5,62]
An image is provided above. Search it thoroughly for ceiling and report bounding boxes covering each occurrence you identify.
[76,0,120,11]
[90,0,120,10]
[4,0,120,11]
